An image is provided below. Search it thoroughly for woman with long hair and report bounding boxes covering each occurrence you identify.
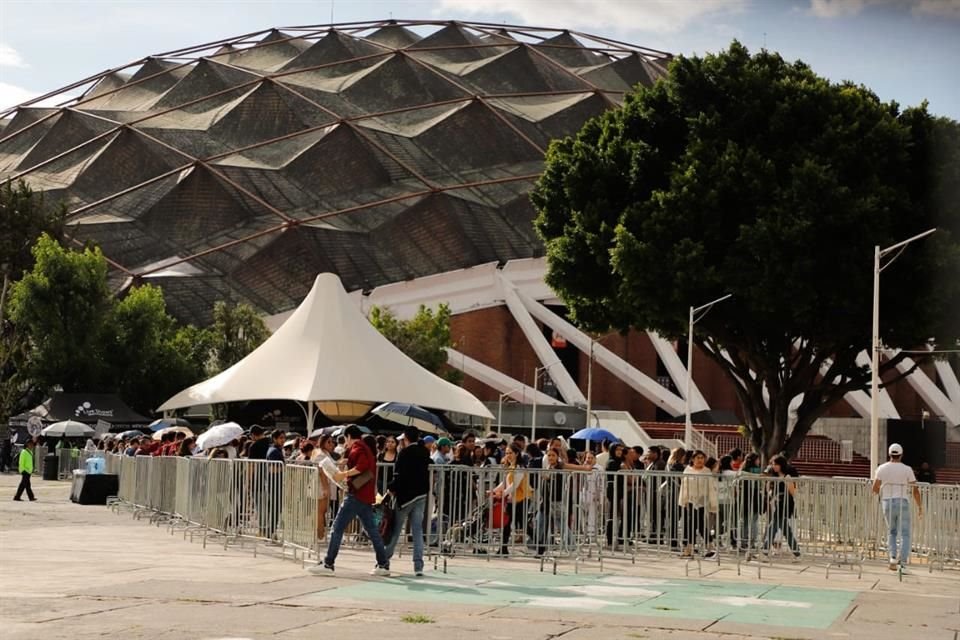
[378,435,398,463]
[763,455,801,561]
[736,452,763,555]
[678,450,718,558]
[490,444,529,555]
[312,435,338,541]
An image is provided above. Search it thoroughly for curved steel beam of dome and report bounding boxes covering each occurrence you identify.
[265,77,439,191]
[465,24,608,96]
[56,78,585,224]
[397,51,547,156]
[133,171,540,279]
[5,21,665,284]
[2,25,633,173]
[5,73,270,182]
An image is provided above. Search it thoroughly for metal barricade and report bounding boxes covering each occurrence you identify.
[57,448,81,479]
[116,455,137,505]
[234,459,285,550]
[282,463,321,558]
[101,448,960,577]
[132,455,153,517]
[202,458,238,547]
[182,457,209,538]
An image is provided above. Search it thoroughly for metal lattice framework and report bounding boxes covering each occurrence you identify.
[0,19,670,324]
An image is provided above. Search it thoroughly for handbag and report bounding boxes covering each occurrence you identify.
[378,494,397,541]
[349,469,373,490]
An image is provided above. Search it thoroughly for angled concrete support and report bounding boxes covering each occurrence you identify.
[511,285,686,416]
[646,331,709,411]
[497,273,586,405]
[883,349,960,427]
[856,350,900,419]
[445,348,561,406]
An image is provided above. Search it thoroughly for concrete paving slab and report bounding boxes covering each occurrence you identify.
[3,475,959,640]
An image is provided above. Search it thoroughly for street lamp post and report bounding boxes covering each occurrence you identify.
[532,360,562,443]
[870,228,936,474]
[585,340,595,430]
[497,386,525,437]
[684,294,733,447]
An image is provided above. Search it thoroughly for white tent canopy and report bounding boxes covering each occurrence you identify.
[158,273,493,424]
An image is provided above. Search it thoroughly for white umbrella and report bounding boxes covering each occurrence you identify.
[196,422,243,451]
[152,426,194,440]
[42,420,95,438]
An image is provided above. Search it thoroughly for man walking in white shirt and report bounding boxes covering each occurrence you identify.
[872,443,923,573]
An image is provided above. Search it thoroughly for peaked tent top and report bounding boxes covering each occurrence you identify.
[159,273,493,419]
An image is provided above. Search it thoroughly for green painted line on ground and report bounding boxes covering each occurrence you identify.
[319,567,856,629]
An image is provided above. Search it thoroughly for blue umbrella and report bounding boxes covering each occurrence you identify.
[371,402,448,435]
[570,427,620,443]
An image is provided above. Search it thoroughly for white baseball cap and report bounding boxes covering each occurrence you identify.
[888,443,903,456]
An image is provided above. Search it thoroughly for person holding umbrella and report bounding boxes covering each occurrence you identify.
[309,425,390,577]
[13,440,37,502]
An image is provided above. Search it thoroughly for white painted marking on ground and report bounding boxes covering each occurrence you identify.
[526,596,627,610]
[701,596,812,608]
[600,576,672,587]
[555,585,662,598]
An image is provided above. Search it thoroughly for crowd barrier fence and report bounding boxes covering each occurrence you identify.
[100,454,959,577]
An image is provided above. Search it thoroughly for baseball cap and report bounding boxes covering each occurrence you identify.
[423,435,436,444]
[888,443,903,456]
[437,437,452,447]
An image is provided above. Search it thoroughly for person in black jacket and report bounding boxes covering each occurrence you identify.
[384,425,432,576]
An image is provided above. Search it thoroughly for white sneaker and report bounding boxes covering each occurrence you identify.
[889,558,898,571]
[898,565,910,575]
[370,566,390,577]
[415,570,424,577]
[308,563,335,576]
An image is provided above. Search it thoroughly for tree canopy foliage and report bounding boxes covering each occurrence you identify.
[207,300,270,374]
[369,303,463,385]
[533,42,960,459]
[6,232,269,417]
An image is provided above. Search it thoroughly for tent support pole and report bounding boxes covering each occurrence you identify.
[307,401,315,432]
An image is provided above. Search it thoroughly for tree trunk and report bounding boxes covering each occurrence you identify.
[0,271,9,326]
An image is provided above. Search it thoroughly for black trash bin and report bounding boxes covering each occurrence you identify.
[43,454,58,481]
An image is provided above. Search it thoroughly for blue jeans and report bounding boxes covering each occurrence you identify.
[324,494,389,569]
[385,495,426,572]
[882,498,912,565]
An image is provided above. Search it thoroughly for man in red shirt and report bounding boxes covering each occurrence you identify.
[309,424,390,577]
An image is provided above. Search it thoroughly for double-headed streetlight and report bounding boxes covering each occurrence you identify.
[685,294,733,447]
[497,386,526,437]
[870,228,936,473]
[531,360,563,443]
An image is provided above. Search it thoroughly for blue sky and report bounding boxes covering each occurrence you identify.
[0,0,957,119]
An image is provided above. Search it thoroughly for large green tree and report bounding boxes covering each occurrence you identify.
[533,42,960,460]
[0,179,66,324]
[9,233,113,392]
[8,235,213,414]
[370,303,463,384]
[0,180,66,424]
[107,284,210,414]
[207,300,270,374]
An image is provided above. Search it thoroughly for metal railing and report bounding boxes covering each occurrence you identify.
[102,453,960,577]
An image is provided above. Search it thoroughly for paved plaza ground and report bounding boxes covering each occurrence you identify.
[1,475,957,640]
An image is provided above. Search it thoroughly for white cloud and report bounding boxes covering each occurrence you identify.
[0,82,39,111]
[0,82,75,113]
[435,0,746,33]
[809,0,960,18]
[0,43,28,68]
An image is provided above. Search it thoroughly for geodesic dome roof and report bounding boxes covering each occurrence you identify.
[0,20,669,324]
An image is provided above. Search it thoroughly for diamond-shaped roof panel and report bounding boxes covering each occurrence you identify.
[0,20,668,324]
